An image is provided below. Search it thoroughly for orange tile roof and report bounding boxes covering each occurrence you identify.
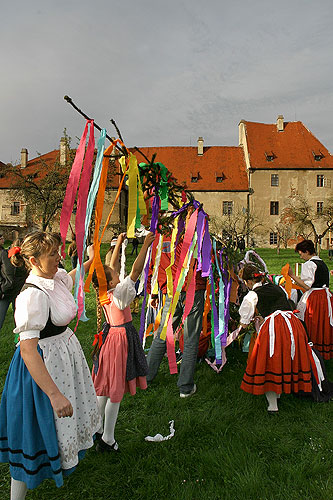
[129,146,249,191]
[243,120,333,169]
[0,150,119,189]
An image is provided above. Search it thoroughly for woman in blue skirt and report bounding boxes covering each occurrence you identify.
[0,232,101,500]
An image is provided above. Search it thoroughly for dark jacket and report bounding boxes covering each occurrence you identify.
[0,248,28,301]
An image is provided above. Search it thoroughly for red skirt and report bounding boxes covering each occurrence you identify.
[303,289,333,360]
[241,312,312,395]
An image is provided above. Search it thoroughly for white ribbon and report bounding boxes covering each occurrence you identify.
[324,287,333,327]
[145,420,175,442]
[309,345,325,392]
[119,239,128,281]
[263,310,296,359]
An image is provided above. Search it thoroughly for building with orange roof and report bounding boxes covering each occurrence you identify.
[239,116,333,247]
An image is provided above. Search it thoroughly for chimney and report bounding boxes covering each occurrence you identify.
[197,136,204,156]
[277,115,284,132]
[20,148,28,169]
[59,137,67,166]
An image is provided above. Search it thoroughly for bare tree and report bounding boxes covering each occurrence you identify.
[210,208,263,248]
[6,131,75,231]
[287,195,333,253]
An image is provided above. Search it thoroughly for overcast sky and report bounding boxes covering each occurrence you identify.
[1,0,333,163]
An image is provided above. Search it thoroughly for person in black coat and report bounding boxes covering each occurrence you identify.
[0,238,28,330]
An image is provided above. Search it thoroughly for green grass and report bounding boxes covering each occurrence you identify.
[0,247,333,499]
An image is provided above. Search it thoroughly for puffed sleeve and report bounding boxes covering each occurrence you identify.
[300,260,316,287]
[239,290,258,325]
[14,288,49,341]
[55,268,73,290]
[112,276,137,310]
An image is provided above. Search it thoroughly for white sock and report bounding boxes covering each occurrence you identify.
[265,391,279,411]
[97,395,108,434]
[102,400,120,446]
[11,478,27,500]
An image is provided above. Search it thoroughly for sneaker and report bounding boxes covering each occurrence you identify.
[96,439,120,453]
[180,384,197,398]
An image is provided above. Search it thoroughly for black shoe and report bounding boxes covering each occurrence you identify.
[96,438,120,453]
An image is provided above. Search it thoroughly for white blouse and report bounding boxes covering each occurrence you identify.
[239,283,262,325]
[108,275,137,311]
[301,257,321,287]
[14,268,77,341]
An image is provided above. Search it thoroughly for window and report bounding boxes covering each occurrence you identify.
[271,174,279,187]
[11,202,20,215]
[312,151,324,161]
[317,202,323,214]
[270,232,278,245]
[317,175,324,187]
[191,176,198,183]
[223,201,233,215]
[265,152,275,162]
[216,176,224,183]
[270,201,279,215]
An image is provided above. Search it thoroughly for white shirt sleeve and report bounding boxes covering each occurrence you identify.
[14,288,50,340]
[301,260,317,287]
[239,290,258,324]
[112,275,137,310]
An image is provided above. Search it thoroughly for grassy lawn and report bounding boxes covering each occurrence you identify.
[0,247,333,499]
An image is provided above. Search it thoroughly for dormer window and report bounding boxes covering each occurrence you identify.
[191,172,199,183]
[265,151,275,162]
[216,172,225,183]
[312,151,324,161]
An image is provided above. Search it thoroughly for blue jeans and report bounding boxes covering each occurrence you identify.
[146,289,205,393]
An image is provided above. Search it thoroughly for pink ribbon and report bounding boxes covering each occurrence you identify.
[74,122,95,324]
[60,120,93,257]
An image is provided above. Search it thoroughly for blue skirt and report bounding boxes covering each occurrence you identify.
[0,346,63,489]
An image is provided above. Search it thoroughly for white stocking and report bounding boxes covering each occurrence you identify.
[102,400,120,446]
[265,391,279,411]
[97,395,108,433]
[10,478,27,500]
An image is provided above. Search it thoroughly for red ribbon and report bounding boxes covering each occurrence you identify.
[8,246,21,258]
[92,331,103,348]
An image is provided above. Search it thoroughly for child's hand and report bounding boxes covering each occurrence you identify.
[143,232,155,247]
[118,232,127,244]
[87,244,94,259]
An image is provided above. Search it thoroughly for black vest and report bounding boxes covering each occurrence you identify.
[253,282,292,318]
[21,283,68,339]
[310,258,329,288]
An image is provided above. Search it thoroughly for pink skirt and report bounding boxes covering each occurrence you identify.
[92,326,147,403]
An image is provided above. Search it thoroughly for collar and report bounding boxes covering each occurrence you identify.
[26,272,55,291]
[309,256,321,262]
[252,282,263,291]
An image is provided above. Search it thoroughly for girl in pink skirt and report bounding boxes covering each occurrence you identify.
[92,232,155,452]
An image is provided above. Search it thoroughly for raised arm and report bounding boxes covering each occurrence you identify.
[110,233,127,273]
[68,244,95,286]
[130,232,155,283]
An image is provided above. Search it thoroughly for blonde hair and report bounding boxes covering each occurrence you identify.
[11,232,60,270]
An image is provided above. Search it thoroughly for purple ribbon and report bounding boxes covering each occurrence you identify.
[201,219,212,277]
[138,192,159,342]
